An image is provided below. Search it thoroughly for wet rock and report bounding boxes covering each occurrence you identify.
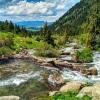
[0,96,20,100]
[48,74,64,85]
[72,63,85,71]
[87,67,98,75]
[49,91,58,96]
[41,62,53,67]
[77,84,100,100]
[54,60,72,69]
[61,52,71,55]
[59,81,82,92]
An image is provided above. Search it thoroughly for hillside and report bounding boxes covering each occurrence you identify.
[51,0,100,35]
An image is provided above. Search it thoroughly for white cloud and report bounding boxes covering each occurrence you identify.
[3,1,55,15]
[0,0,80,22]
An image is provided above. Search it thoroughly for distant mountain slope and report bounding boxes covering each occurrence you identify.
[16,21,52,30]
[51,0,100,35]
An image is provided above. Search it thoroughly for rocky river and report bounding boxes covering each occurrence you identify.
[0,45,100,100]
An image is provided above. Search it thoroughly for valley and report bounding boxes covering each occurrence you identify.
[0,0,100,100]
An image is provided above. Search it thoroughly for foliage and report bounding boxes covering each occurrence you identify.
[35,43,61,58]
[12,35,44,52]
[77,33,91,47]
[0,47,13,57]
[0,20,31,36]
[0,32,14,57]
[40,22,55,46]
[53,91,92,100]
[0,32,14,47]
[51,0,100,49]
[75,48,93,63]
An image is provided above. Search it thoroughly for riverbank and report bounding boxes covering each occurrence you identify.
[0,44,100,100]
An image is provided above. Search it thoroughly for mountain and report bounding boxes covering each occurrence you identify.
[51,0,100,35]
[16,21,52,30]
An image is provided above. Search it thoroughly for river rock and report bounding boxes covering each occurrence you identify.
[0,96,20,100]
[77,84,100,100]
[59,81,82,92]
[49,91,58,96]
[61,52,71,55]
[41,62,53,67]
[54,60,72,69]
[48,74,64,85]
[87,67,98,75]
[72,63,85,71]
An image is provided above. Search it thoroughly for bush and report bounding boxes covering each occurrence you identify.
[0,47,13,57]
[35,43,61,58]
[53,91,92,100]
[75,48,93,63]
[0,32,14,47]
[12,36,44,52]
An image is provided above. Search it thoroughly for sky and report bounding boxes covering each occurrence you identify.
[0,0,80,22]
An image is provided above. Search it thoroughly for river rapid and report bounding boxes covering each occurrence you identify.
[0,48,100,99]
[0,51,100,86]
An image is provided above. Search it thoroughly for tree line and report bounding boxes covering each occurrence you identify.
[0,20,32,37]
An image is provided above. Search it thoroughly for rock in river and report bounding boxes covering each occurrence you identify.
[77,83,100,100]
[59,81,82,92]
[87,66,98,75]
[0,96,20,100]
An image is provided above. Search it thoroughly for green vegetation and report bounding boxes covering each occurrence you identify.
[53,91,92,100]
[12,35,44,52]
[35,43,61,58]
[0,20,32,36]
[0,32,13,47]
[0,32,14,57]
[40,22,55,47]
[0,84,91,100]
[51,0,100,49]
[0,47,13,57]
[75,48,93,63]
[0,31,45,57]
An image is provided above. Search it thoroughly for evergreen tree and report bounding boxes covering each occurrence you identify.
[43,22,55,46]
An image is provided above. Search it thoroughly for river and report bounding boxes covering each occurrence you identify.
[0,49,100,99]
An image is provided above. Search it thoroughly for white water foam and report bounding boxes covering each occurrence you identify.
[60,51,100,83]
[0,71,41,86]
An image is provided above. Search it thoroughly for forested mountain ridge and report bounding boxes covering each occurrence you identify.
[51,0,100,36]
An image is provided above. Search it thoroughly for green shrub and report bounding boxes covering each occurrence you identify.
[75,48,93,63]
[12,35,44,52]
[35,43,61,58]
[0,46,13,57]
[0,32,14,47]
[53,91,92,100]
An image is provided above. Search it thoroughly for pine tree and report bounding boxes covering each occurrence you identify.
[43,22,55,46]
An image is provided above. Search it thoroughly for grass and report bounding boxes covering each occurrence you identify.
[12,35,45,52]
[35,43,61,58]
[53,91,92,100]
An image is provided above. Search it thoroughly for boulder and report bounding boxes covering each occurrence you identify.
[54,60,72,69]
[87,67,98,75]
[0,96,20,100]
[77,86,93,97]
[77,84,100,100]
[49,91,58,96]
[48,74,64,86]
[59,81,82,92]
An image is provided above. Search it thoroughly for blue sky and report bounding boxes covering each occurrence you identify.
[0,0,80,22]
